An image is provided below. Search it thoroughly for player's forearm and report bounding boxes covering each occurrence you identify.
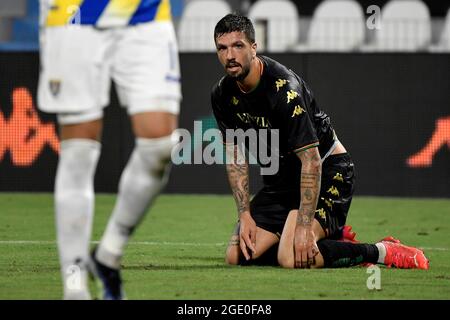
[297,148,322,227]
[225,145,250,217]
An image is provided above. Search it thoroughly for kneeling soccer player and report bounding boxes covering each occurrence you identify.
[210,14,429,270]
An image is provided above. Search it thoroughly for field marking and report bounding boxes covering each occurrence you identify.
[0,240,227,247]
[0,240,447,251]
[420,247,449,251]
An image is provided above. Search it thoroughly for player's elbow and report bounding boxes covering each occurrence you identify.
[298,148,322,173]
[303,159,322,178]
[310,157,322,172]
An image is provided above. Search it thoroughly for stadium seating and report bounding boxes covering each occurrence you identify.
[296,0,365,51]
[248,0,299,52]
[11,0,39,43]
[0,0,26,41]
[0,0,448,53]
[430,7,450,52]
[367,0,432,51]
[178,0,232,52]
[0,0,38,50]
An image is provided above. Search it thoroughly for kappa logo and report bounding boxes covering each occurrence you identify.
[327,186,340,197]
[231,96,239,106]
[406,116,450,168]
[49,79,61,96]
[333,173,344,182]
[275,79,289,92]
[0,87,60,166]
[292,105,306,118]
[321,197,334,209]
[315,208,327,220]
[286,90,299,104]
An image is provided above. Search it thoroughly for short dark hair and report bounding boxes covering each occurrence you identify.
[214,13,255,44]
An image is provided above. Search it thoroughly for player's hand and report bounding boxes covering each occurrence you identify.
[239,212,257,260]
[294,225,319,268]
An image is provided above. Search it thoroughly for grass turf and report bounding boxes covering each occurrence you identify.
[0,193,449,300]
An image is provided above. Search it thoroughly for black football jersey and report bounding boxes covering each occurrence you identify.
[211,55,337,191]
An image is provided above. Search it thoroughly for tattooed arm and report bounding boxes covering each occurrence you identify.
[294,146,322,268]
[225,143,250,215]
[225,143,256,260]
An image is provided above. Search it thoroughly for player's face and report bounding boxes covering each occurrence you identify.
[215,31,257,81]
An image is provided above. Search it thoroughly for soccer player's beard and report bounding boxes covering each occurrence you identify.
[235,64,250,82]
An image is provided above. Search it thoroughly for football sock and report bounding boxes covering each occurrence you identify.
[55,139,101,299]
[375,242,387,264]
[96,136,174,269]
[317,239,379,268]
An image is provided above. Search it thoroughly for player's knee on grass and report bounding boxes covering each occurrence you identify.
[278,211,326,268]
[277,246,294,269]
[225,236,279,266]
[224,238,269,265]
[277,245,325,269]
[225,246,241,265]
[226,245,280,267]
[240,245,279,266]
[225,236,241,265]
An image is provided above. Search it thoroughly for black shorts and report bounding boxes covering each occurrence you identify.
[250,153,355,239]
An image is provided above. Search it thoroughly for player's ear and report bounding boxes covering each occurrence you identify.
[251,42,257,57]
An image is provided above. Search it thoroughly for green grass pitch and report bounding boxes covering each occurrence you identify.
[0,193,449,300]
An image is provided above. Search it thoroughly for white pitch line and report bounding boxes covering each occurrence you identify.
[419,247,449,252]
[0,240,55,245]
[0,240,226,247]
[131,241,226,247]
[0,241,447,251]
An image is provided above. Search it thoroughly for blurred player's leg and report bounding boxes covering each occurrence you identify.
[91,19,181,299]
[93,112,177,299]
[37,23,112,299]
[55,119,102,300]
[97,114,176,266]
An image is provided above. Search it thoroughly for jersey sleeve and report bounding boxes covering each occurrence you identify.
[275,82,319,153]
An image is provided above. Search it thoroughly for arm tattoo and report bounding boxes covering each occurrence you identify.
[296,147,322,227]
[226,144,250,217]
